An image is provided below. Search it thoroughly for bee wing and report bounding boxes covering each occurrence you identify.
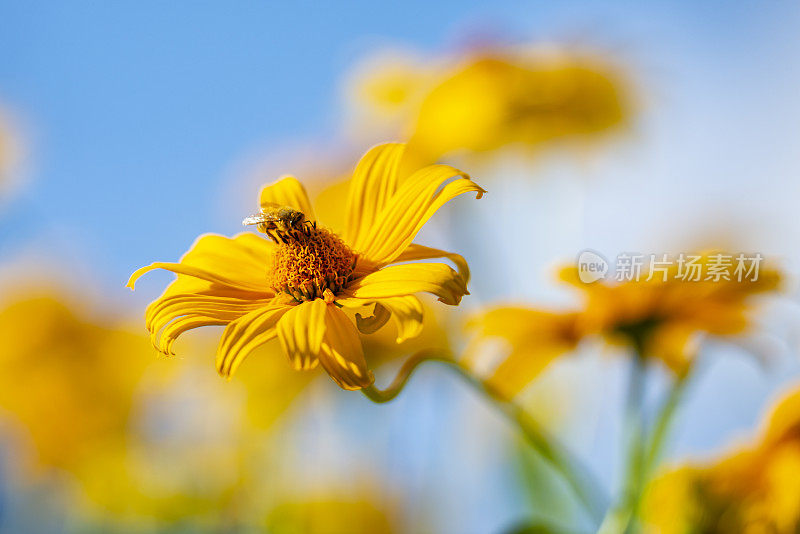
[242,212,272,226]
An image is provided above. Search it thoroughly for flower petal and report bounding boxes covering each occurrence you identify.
[467,307,579,399]
[259,175,316,220]
[318,305,374,390]
[344,263,468,305]
[355,302,392,335]
[128,233,276,356]
[376,295,424,343]
[216,302,292,377]
[127,233,274,294]
[356,164,484,264]
[343,143,405,248]
[277,299,327,371]
[389,243,470,287]
[341,295,424,343]
[488,343,574,399]
[147,294,272,354]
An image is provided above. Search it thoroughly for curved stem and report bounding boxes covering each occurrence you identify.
[363,350,608,525]
[361,349,447,403]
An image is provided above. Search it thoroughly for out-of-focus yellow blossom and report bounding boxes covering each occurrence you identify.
[265,495,398,534]
[0,285,323,530]
[0,293,148,472]
[70,352,275,529]
[406,54,628,166]
[558,259,780,376]
[643,385,800,533]
[345,49,434,141]
[75,441,243,528]
[468,256,780,397]
[129,143,483,391]
[348,48,629,171]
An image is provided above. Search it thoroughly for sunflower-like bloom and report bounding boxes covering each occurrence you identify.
[406,54,628,164]
[643,385,800,533]
[347,48,629,170]
[129,143,483,390]
[468,256,780,397]
[558,260,780,376]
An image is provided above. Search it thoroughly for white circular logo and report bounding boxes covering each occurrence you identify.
[577,250,609,283]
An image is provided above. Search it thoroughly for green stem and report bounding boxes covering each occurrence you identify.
[599,359,689,534]
[598,355,647,534]
[622,356,648,534]
[644,377,687,480]
[620,374,688,529]
[363,350,608,525]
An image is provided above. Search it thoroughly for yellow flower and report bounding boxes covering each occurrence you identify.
[0,291,148,472]
[129,143,483,390]
[467,256,780,397]
[643,385,800,533]
[559,259,780,376]
[406,53,628,165]
[348,48,629,172]
[344,49,433,141]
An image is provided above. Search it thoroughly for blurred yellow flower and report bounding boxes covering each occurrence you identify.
[0,289,331,532]
[348,47,629,170]
[129,143,483,390]
[0,292,148,472]
[345,49,433,141]
[559,259,780,376]
[467,256,780,397]
[407,53,628,165]
[643,385,800,533]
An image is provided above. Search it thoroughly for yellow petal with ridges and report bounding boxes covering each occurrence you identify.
[127,233,274,294]
[216,302,291,377]
[277,299,327,371]
[147,295,269,354]
[340,295,423,342]
[389,243,470,286]
[344,263,468,305]
[357,164,484,264]
[343,143,405,248]
[259,175,316,220]
[377,295,424,343]
[319,305,374,390]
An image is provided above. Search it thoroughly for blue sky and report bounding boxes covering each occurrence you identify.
[2,2,800,531]
[3,0,798,302]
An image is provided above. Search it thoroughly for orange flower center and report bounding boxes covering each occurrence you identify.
[267,224,357,302]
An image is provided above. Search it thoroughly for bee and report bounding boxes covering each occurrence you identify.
[242,205,311,243]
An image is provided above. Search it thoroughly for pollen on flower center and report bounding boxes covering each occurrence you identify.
[267,225,357,301]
